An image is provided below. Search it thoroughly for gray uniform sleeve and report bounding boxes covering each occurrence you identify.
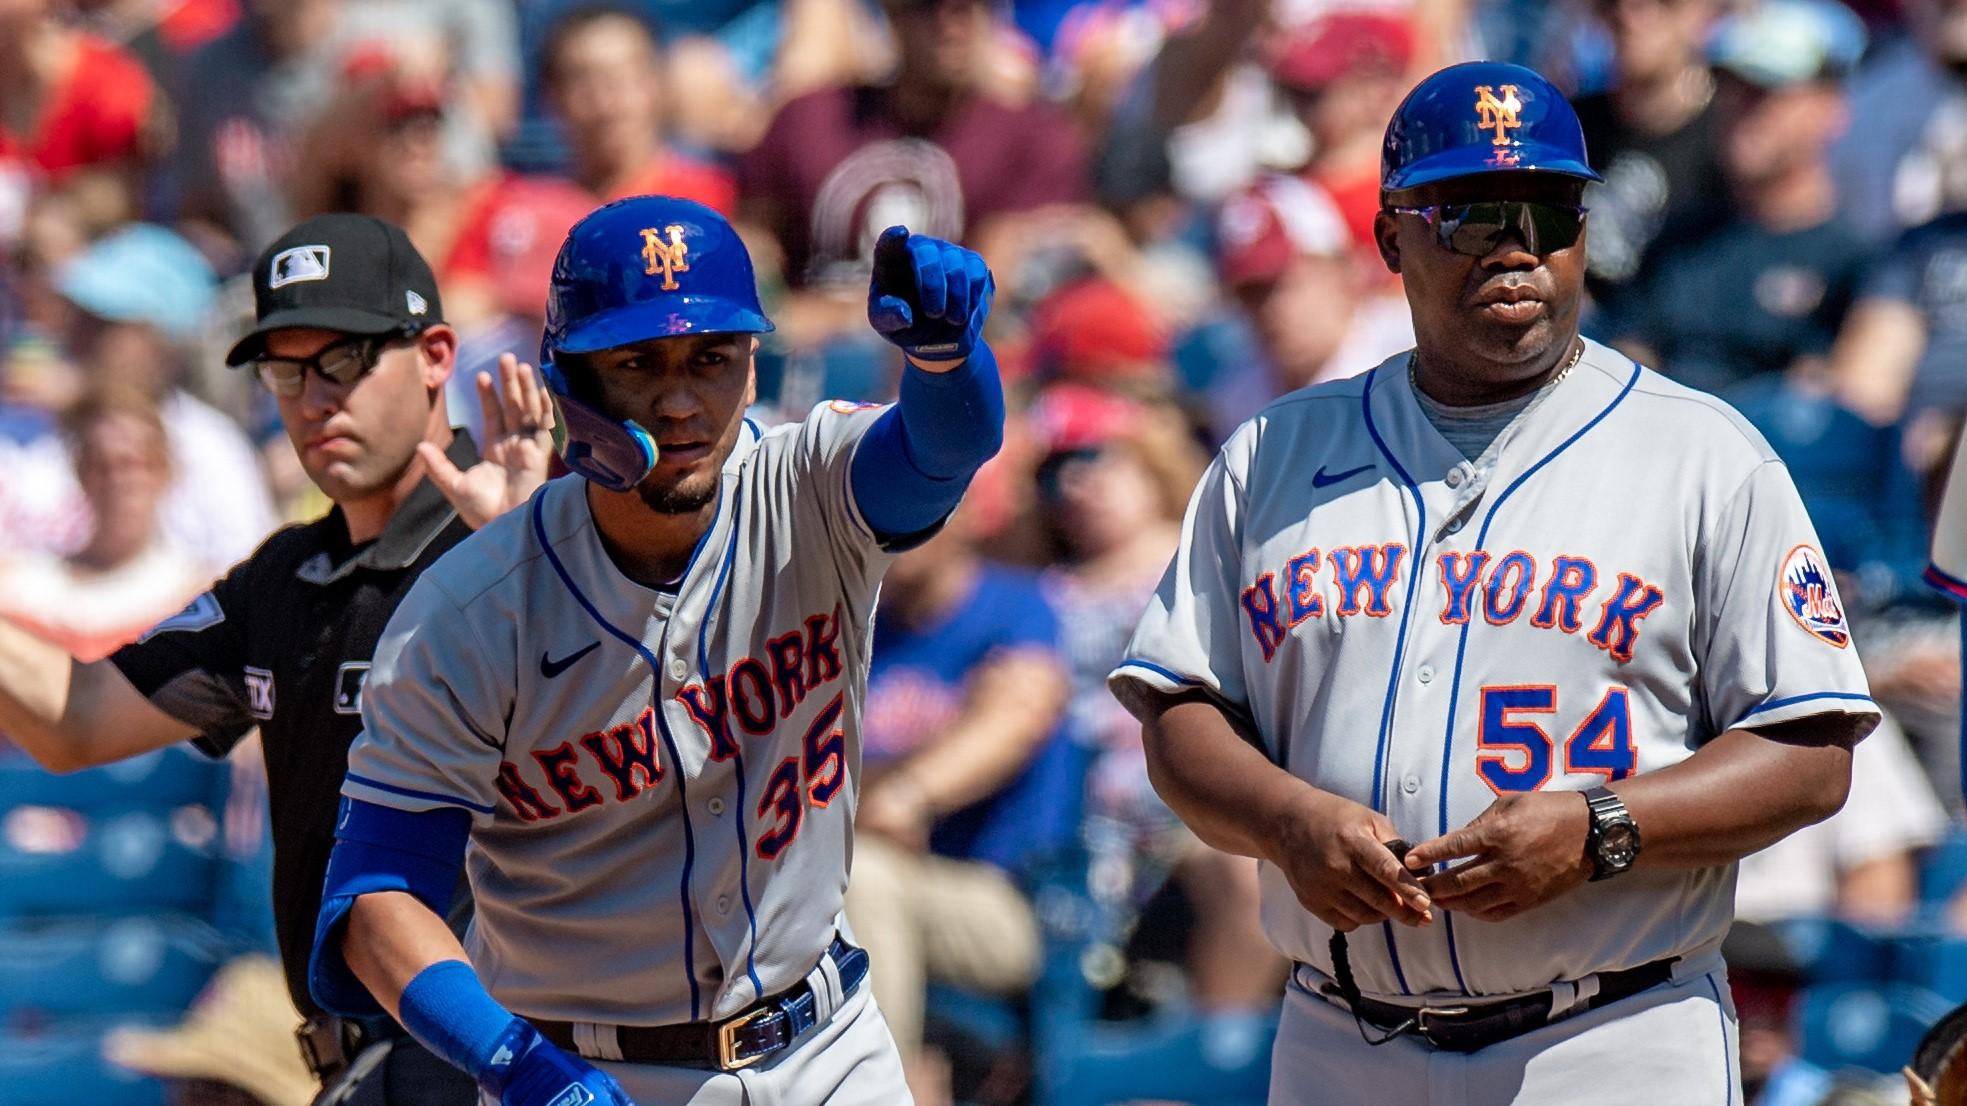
[794,401,902,586]
[342,574,509,820]
[1696,460,1879,736]
[1107,441,1252,712]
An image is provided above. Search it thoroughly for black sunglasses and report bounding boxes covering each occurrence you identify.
[252,332,408,397]
[1388,200,1588,257]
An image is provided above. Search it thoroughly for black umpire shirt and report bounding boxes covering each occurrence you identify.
[110,433,479,1018]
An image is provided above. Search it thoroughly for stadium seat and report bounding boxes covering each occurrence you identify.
[0,1020,165,1106]
[0,747,223,814]
[1793,981,1953,1076]
[1036,1010,1277,1106]
[0,915,225,1018]
[1772,916,1894,984]
[0,810,221,919]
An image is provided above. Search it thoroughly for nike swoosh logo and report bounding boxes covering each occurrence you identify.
[540,641,601,679]
[1311,462,1374,489]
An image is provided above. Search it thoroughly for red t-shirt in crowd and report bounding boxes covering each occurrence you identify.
[443,152,734,316]
[0,34,154,180]
[737,85,1091,286]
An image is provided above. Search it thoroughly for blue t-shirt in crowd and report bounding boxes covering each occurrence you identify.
[1860,210,1967,415]
[864,564,1079,874]
[1601,214,1869,398]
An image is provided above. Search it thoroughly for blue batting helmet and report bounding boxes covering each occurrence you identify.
[539,195,774,491]
[1381,62,1601,193]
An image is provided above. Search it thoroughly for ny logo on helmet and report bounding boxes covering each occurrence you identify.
[1474,84,1523,146]
[640,225,690,291]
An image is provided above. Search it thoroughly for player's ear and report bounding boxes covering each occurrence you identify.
[1374,209,1402,275]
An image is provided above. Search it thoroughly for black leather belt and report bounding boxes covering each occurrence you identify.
[534,937,870,1071]
[1326,955,1678,1053]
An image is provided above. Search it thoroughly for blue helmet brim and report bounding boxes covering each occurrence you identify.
[1383,142,1603,193]
[556,296,775,355]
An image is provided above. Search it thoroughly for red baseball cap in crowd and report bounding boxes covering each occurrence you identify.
[1030,278,1170,382]
[1267,10,1414,93]
[1217,174,1351,288]
[1027,381,1146,457]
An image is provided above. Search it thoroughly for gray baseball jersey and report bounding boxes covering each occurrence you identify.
[344,401,894,1025]
[1110,339,1878,1000]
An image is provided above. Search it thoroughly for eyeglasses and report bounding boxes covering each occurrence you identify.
[252,333,402,397]
[1387,200,1588,257]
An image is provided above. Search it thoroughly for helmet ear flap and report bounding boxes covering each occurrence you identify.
[538,357,659,493]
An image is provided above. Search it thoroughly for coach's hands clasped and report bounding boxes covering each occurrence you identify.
[1269,789,1433,932]
[1403,791,1595,923]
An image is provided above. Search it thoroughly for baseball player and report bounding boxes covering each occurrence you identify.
[1110,62,1879,1105]
[307,195,1002,1106]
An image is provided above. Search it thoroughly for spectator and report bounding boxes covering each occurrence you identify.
[0,0,165,248]
[1734,714,1947,926]
[1205,174,1412,433]
[1832,0,1967,243]
[170,0,343,264]
[0,383,210,661]
[1605,0,1872,398]
[1031,383,1287,1014]
[1571,0,1730,304]
[737,0,1091,289]
[847,506,1075,1089]
[1268,11,1417,260]
[328,0,520,175]
[440,5,736,326]
[535,5,734,209]
[1827,177,1967,445]
[47,223,277,568]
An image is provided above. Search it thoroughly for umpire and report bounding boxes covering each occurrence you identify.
[0,214,556,1104]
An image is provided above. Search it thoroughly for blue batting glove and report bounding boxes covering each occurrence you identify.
[481,1022,636,1106]
[867,226,994,361]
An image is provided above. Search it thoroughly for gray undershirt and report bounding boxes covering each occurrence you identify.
[1413,368,1568,463]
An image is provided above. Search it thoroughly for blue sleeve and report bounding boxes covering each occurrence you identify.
[850,342,1006,541]
[308,798,472,1017]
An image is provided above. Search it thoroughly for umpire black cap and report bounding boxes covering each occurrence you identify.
[225,214,445,365]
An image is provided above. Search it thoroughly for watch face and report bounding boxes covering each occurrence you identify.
[1600,823,1638,866]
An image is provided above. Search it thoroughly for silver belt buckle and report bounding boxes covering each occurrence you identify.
[715,1006,775,1071]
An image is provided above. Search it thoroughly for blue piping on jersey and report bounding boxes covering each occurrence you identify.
[533,485,726,1021]
[1112,659,1206,687]
[1359,368,1423,997]
[344,772,496,816]
[695,481,766,1002]
[1730,691,1874,729]
[1705,973,1735,1105]
[1432,360,1641,995]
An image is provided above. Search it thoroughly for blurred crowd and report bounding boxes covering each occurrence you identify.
[3,0,1967,1103]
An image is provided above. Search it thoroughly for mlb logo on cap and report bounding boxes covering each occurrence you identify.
[226,213,445,365]
[269,244,331,288]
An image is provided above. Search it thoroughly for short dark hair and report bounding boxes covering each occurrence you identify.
[541,3,663,89]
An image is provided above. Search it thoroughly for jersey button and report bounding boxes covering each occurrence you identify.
[1446,468,1464,488]
[669,657,688,680]
[1402,775,1421,795]
[1445,518,1465,535]
[716,895,732,914]
[1417,664,1434,684]
[708,797,726,816]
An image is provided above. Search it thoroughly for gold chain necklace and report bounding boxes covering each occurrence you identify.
[1409,337,1584,398]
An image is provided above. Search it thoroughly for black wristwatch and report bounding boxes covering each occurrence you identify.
[1582,787,1641,881]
